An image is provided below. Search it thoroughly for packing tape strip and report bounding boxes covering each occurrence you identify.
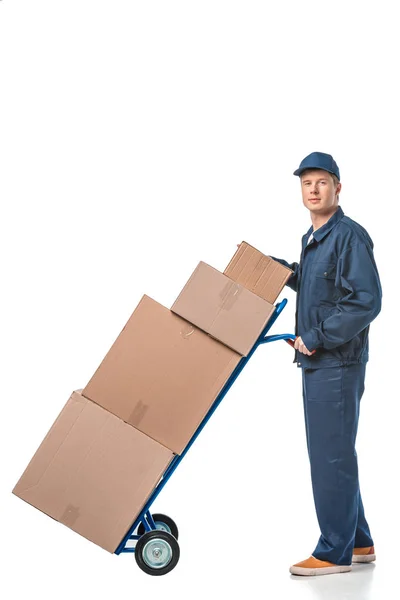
[129,400,149,427]
[60,504,81,527]
[180,323,195,339]
[219,282,241,310]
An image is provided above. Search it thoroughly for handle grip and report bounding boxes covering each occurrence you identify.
[286,336,316,355]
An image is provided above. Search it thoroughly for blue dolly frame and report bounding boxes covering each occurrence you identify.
[115,298,295,575]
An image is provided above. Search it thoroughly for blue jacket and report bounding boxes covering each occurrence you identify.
[271,206,382,368]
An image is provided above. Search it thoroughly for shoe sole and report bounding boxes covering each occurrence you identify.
[290,565,352,576]
[352,554,376,563]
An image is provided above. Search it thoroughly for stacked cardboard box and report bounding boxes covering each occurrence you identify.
[13,241,291,553]
[13,390,174,553]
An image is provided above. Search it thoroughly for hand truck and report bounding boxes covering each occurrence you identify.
[115,298,295,575]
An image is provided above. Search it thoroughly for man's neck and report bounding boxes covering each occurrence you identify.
[311,207,339,232]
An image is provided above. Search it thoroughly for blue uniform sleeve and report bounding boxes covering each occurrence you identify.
[269,257,300,292]
[301,242,382,351]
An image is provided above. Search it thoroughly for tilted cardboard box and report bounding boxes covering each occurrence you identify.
[171,261,275,356]
[83,295,242,454]
[224,241,292,303]
[13,390,174,553]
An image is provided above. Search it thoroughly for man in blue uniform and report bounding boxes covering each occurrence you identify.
[271,152,382,576]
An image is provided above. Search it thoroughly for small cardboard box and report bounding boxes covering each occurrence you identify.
[82,295,241,454]
[224,241,292,303]
[13,390,174,553]
[171,261,275,355]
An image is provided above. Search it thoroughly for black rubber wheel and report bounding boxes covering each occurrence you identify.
[135,530,180,576]
[137,513,179,539]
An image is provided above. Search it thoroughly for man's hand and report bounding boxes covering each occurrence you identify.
[294,336,313,356]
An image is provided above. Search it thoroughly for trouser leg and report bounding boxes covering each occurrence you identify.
[301,364,373,565]
[355,491,374,548]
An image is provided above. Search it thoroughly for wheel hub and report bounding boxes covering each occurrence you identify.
[155,521,171,533]
[142,539,172,569]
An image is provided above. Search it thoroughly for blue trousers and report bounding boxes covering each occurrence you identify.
[301,364,374,565]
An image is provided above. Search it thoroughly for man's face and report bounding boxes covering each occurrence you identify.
[300,169,341,215]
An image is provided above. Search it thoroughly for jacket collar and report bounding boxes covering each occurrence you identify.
[305,206,344,244]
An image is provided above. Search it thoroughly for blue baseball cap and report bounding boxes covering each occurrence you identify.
[293,152,340,181]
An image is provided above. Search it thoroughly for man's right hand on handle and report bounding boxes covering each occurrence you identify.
[294,336,314,356]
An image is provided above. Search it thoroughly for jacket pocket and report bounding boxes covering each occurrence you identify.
[311,261,339,302]
[313,261,336,279]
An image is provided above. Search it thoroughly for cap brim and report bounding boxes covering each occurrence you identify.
[293,166,339,180]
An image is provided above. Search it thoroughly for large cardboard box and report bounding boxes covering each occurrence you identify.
[82,295,241,454]
[171,261,275,356]
[224,241,292,303]
[13,390,174,553]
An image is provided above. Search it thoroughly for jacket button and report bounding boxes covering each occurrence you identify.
[298,362,301,366]
[324,271,328,276]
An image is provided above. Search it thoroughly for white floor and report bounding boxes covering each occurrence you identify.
[3,358,397,599]
[287,563,378,600]
[1,500,393,600]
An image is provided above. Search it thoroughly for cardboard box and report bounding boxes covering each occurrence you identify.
[171,261,275,355]
[13,390,174,553]
[82,295,241,454]
[224,241,292,303]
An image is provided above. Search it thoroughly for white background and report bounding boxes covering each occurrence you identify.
[0,1,398,598]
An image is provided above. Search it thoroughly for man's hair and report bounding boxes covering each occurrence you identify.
[330,174,340,200]
[331,173,339,188]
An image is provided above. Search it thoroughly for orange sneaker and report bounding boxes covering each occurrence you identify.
[352,546,376,563]
[289,556,352,576]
